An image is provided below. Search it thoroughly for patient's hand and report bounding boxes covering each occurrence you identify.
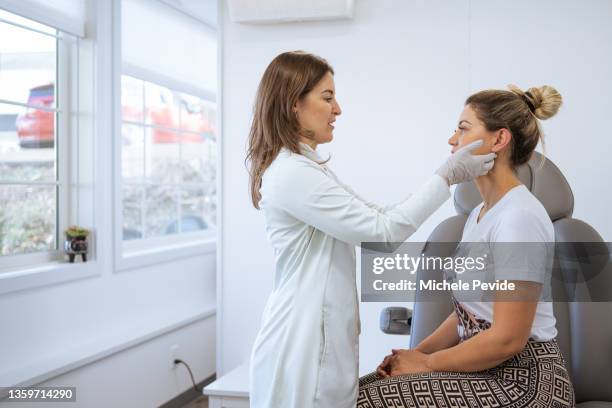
[388,349,433,376]
[376,352,395,378]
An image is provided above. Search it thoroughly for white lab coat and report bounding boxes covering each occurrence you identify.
[249,143,450,408]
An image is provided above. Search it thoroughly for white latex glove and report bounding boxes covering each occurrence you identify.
[436,140,496,185]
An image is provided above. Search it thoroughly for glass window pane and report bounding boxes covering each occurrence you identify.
[181,136,216,185]
[203,100,217,137]
[121,124,144,180]
[122,184,143,240]
[205,103,217,139]
[203,183,216,228]
[121,75,144,123]
[177,94,202,133]
[0,22,56,107]
[145,81,178,129]
[144,185,177,238]
[0,103,55,182]
[121,79,217,243]
[202,137,216,187]
[181,137,204,184]
[179,187,208,233]
[0,184,56,256]
[145,127,180,183]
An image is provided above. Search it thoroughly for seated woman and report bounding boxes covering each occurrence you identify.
[357,85,575,408]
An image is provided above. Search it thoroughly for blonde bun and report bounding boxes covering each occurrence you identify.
[508,84,562,120]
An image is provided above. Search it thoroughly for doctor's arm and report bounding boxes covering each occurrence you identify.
[354,140,496,213]
[272,140,494,245]
[273,161,450,246]
[388,281,541,375]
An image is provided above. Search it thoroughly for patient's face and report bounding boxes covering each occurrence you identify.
[448,105,496,155]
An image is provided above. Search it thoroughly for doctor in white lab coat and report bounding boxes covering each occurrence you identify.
[246,51,495,408]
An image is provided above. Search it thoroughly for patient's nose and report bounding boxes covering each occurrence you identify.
[448,132,459,153]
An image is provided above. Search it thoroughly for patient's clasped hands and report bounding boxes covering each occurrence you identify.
[376,348,434,378]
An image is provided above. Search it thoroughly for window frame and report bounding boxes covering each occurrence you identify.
[113,12,218,272]
[0,17,71,273]
[0,5,103,295]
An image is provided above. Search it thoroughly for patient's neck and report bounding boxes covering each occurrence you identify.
[474,162,522,213]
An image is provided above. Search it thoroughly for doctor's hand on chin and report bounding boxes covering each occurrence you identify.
[436,139,496,185]
[376,348,434,377]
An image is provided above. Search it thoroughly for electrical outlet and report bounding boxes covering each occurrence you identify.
[170,344,180,368]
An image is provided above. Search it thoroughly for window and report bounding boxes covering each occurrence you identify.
[0,11,70,269]
[120,75,217,242]
[119,0,217,259]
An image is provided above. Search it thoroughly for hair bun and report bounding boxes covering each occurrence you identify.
[508,84,562,120]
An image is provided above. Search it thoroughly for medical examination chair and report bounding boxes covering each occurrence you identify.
[380,152,612,407]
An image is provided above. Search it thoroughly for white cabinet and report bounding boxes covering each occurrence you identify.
[204,363,249,408]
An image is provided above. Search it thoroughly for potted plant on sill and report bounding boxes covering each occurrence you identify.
[64,225,90,263]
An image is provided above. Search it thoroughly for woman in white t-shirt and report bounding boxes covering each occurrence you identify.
[358,85,575,408]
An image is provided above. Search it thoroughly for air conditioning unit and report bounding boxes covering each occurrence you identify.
[227,0,355,24]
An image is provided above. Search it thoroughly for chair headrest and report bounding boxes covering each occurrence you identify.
[454,152,574,221]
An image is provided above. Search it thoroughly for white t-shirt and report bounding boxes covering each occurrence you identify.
[453,184,557,341]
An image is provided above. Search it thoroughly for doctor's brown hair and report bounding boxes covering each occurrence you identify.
[466,85,562,167]
[246,51,334,209]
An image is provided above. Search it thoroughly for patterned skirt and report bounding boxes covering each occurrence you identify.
[357,300,575,408]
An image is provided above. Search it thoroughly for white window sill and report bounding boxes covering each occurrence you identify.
[115,236,216,273]
[0,261,100,295]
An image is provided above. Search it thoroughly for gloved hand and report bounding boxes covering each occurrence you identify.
[436,140,496,185]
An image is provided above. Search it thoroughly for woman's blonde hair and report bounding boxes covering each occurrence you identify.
[246,51,334,209]
[466,85,562,167]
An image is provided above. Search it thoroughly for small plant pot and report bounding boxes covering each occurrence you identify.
[65,234,88,263]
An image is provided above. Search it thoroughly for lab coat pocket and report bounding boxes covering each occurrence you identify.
[314,312,328,401]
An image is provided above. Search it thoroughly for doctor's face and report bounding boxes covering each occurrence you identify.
[294,71,342,146]
[448,104,495,155]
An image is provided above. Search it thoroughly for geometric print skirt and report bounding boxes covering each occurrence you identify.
[357,299,575,408]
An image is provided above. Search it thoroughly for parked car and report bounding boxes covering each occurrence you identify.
[16,83,215,148]
[149,97,214,143]
[15,84,54,148]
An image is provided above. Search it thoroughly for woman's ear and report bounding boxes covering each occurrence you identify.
[491,128,512,153]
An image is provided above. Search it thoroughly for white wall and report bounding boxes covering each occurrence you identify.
[0,314,216,408]
[220,0,612,376]
[0,255,216,384]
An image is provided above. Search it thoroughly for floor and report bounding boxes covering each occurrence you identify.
[180,395,208,408]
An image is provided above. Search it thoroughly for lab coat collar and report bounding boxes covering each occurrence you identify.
[298,142,324,163]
